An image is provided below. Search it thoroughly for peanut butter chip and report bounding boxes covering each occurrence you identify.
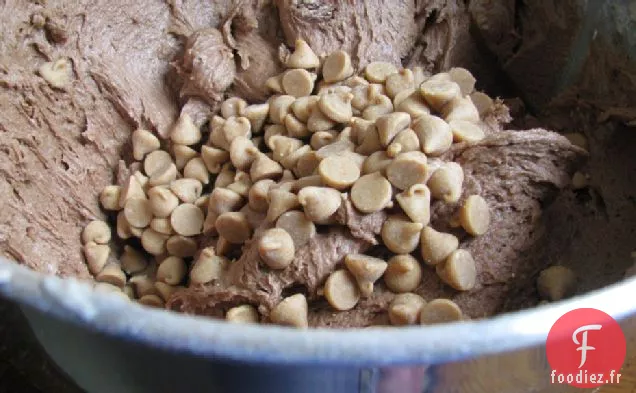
[173,144,197,170]
[124,198,153,228]
[443,96,480,123]
[427,162,464,203]
[166,235,198,257]
[420,299,463,325]
[324,269,360,311]
[420,226,459,266]
[96,263,126,288]
[322,50,354,83]
[144,150,171,177]
[420,77,461,111]
[118,176,146,209]
[286,39,320,69]
[269,95,296,125]
[386,151,428,190]
[318,92,354,123]
[384,254,423,293]
[83,242,110,275]
[390,128,420,154]
[297,186,342,223]
[449,120,485,143]
[250,153,283,182]
[201,146,229,174]
[344,254,388,296]
[170,178,203,204]
[116,211,133,240]
[183,157,209,184]
[141,228,169,255]
[170,203,204,236]
[284,113,309,138]
[282,69,316,97]
[132,129,160,161]
[241,103,270,133]
[389,293,426,326]
[148,161,177,187]
[170,113,201,145]
[154,282,179,302]
[350,172,392,213]
[157,256,187,285]
[39,58,71,89]
[291,95,320,122]
[226,305,260,324]
[375,112,411,147]
[266,189,300,222]
[121,245,147,274]
[221,97,248,119]
[100,185,121,211]
[275,210,316,249]
[459,195,490,236]
[307,105,336,132]
[189,247,229,285]
[362,94,393,121]
[258,228,295,269]
[436,249,477,291]
[248,179,275,212]
[215,212,252,244]
[270,294,308,328]
[318,155,361,190]
[382,215,424,254]
[396,184,431,225]
[265,74,284,94]
[470,92,494,116]
[138,295,165,308]
[310,131,337,150]
[82,220,111,244]
[148,187,179,218]
[362,151,391,175]
[364,62,398,83]
[537,266,576,301]
[385,69,415,98]
[448,67,476,96]
[413,114,453,156]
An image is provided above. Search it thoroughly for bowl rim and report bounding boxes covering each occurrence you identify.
[0,257,633,366]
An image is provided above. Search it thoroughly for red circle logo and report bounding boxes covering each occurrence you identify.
[546,308,626,388]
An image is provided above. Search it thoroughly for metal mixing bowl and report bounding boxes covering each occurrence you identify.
[0,1,634,392]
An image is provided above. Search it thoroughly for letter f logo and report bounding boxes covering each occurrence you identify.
[572,324,602,368]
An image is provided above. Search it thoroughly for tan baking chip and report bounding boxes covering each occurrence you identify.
[286,39,320,69]
[386,151,428,190]
[420,226,459,266]
[241,103,270,134]
[215,211,252,244]
[382,216,424,255]
[459,195,490,236]
[170,113,201,145]
[362,94,393,121]
[170,203,204,236]
[189,247,229,285]
[221,97,248,119]
[250,153,284,182]
[350,172,392,213]
[183,157,209,185]
[396,184,431,225]
[318,155,361,190]
[266,189,300,222]
[121,245,147,274]
[258,228,296,269]
[297,186,342,223]
[420,299,463,325]
[436,249,477,291]
[141,228,169,255]
[344,254,388,297]
[376,112,411,147]
[324,269,360,311]
[291,95,320,122]
[318,92,354,123]
[270,293,308,328]
[412,114,453,156]
[275,210,316,249]
[364,62,398,83]
[96,263,126,288]
[157,256,187,285]
[170,178,203,204]
[83,242,110,275]
[166,235,198,257]
[537,265,576,301]
[420,76,461,111]
[448,67,476,96]
[100,185,121,211]
[322,50,354,83]
[384,254,423,293]
[82,220,111,245]
[427,161,464,203]
[132,129,160,161]
[388,293,426,326]
[226,304,260,324]
[124,197,153,228]
[148,186,179,218]
[282,69,316,98]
